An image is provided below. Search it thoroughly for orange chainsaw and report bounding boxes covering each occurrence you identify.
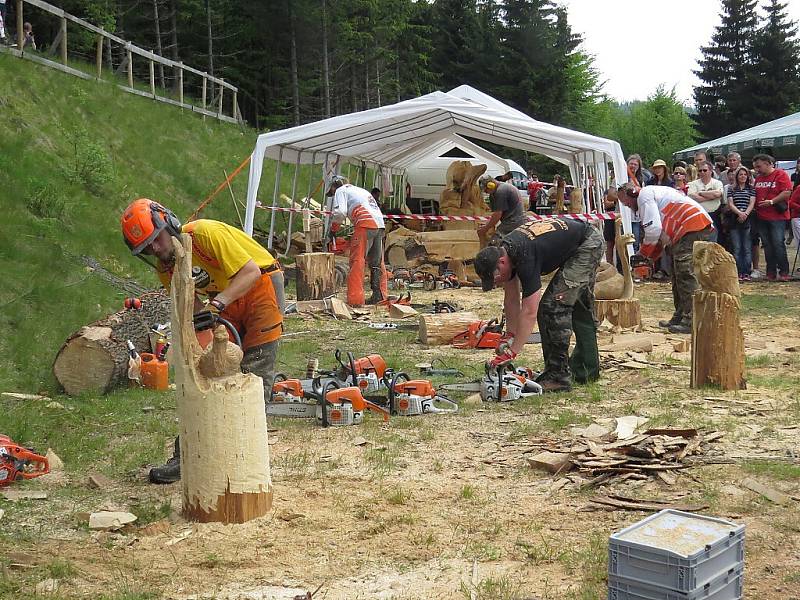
[0,435,50,487]
[318,383,390,427]
[388,373,458,416]
[268,376,318,418]
[451,318,505,349]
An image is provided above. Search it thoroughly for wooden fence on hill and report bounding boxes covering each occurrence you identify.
[1,0,241,125]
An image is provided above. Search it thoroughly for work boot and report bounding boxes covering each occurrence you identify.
[149,437,180,484]
[658,316,681,328]
[668,321,692,335]
[366,293,384,305]
[538,379,572,394]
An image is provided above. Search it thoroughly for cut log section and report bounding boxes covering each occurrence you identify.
[53,291,171,396]
[418,311,480,346]
[295,252,336,301]
[594,298,642,329]
[170,234,272,524]
[690,242,745,391]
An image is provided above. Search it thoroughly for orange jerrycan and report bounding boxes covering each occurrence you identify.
[140,353,169,391]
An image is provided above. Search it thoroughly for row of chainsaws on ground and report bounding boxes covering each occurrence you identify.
[267,348,543,427]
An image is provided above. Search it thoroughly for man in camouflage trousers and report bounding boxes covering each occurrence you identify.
[474,217,604,393]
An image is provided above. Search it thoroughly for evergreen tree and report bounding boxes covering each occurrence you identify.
[746,0,800,125]
[692,0,758,139]
[429,0,481,90]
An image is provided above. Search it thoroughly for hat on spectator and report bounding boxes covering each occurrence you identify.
[651,159,668,170]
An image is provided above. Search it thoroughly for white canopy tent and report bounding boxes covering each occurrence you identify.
[244,85,629,244]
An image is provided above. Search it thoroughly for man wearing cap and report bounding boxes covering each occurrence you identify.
[474,217,604,393]
[327,175,388,306]
[476,175,527,244]
[616,183,714,334]
[120,198,285,484]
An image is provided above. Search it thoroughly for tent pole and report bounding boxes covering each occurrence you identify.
[323,153,332,235]
[282,152,302,257]
[267,146,284,250]
[305,151,318,209]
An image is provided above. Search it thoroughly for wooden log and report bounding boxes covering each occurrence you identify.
[594,298,641,329]
[691,242,745,391]
[53,291,171,396]
[295,252,336,301]
[418,311,480,346]
[691,291,745,390]
[170,235,272,524]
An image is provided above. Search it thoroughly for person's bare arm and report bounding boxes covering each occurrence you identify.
[502,277,522,334]
[478,210,502,234]
[510,290,541,356]
[213,260,262,307]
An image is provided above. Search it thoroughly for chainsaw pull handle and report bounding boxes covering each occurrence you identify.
[270,373,287,402]
[388,371,410,415]
[319,380,342,428]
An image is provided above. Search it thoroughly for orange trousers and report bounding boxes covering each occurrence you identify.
[220,271,283,349]
[347,226,388,306]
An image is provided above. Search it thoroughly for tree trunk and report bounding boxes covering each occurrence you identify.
[288,0,300,126]
[171,235,272,523]
[321,0,331,118]
[53,291,171,396]
[206,0,214,102]
[690,242,745,391]
[594,298,641,329]
[169,0,180,93]
[418,312,480,346]
[152,0,165,88]
[295,252,336,300]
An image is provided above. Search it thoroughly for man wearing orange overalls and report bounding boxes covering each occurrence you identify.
[327,176,389,306]
[121,198,284,483]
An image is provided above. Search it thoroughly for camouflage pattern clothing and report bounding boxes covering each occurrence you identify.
[666,227,715,327]
[537,225,604,386]
[241,339,279,401]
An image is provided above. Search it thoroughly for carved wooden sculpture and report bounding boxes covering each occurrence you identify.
[594,220,641,328]
[553,176,566,214]
[690,241,745,390]
[171,234,273,523]
[439,161,490,237]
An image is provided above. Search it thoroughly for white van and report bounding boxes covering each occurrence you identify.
[404,141,528,210]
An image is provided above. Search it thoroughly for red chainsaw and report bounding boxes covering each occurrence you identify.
[0,435,50,487]
[451,318,505,349]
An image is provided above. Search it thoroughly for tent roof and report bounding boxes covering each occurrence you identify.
[675,111,800,159]
[378,132,510,171]
[249,85,624,169]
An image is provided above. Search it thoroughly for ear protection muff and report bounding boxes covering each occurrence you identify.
[150,202,182,237]
[486,181,497,193]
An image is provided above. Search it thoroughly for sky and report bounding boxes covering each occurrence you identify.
[562,0,800,105]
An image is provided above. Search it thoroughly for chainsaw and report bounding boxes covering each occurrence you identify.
[334,349,389,396]
[440,364,542,402]
[267,375,318,418]
[452,318,505,349]
[422,270,461,291]
[0,435,50,487]
[387,372,458,416]
[318,382,390,427]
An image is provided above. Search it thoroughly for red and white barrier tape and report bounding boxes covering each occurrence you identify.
[256,202,617,223]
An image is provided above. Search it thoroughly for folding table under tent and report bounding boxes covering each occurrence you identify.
[243,85,629,247]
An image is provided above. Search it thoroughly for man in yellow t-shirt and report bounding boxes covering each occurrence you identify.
[121,198,284,484]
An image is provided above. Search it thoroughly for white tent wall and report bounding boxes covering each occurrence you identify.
[244,85,630,243]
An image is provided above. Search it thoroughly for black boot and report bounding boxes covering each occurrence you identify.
[149,437,180,484]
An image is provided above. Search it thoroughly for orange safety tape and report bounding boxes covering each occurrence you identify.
[187,154,252,222]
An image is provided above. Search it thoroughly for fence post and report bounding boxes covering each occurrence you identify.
[60,17,67,64]
[16,0,24,52]
[178,62,184,108]
[149,58,156,98]
[201,75,207,121]
[95,34,103,79]
[217,79,224,118]
[232,89,238,122]
[126,46,133,88]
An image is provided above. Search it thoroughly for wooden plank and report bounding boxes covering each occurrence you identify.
[0,47,92,79]
[126,47,133,88]
[742,478,792,506]
[526,451,573,474]
[388,303,418,319]
[201,77,207,121]
[178,62,184,107]
[149,59,156,97]
[589,495,708,512]
[644,428,698,438]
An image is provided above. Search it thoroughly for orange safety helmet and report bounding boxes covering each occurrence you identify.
[121,198,182,255]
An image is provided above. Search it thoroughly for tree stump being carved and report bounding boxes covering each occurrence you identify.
[418,311,480,346]
[690,242,745,390]
[296,252,336,300]
[171,234,272,523]
[594,219,641,328]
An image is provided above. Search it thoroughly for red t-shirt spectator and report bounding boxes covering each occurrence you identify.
[754,168,791,221]
[789,185,800,219]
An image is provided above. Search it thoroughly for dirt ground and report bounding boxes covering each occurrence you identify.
[3,280,800,600]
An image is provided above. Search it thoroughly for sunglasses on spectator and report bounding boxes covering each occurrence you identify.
[698,168,709,172]
[673,172,685,176]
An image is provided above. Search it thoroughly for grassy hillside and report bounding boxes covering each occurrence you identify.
[0,53,303,392]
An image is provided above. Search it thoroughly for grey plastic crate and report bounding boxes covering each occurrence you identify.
[608,510,744,592]
[608,566,743,600]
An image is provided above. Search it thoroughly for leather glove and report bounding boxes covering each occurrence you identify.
[192,309,218,331]
[488,348,517,369]
[497,332,515,356]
